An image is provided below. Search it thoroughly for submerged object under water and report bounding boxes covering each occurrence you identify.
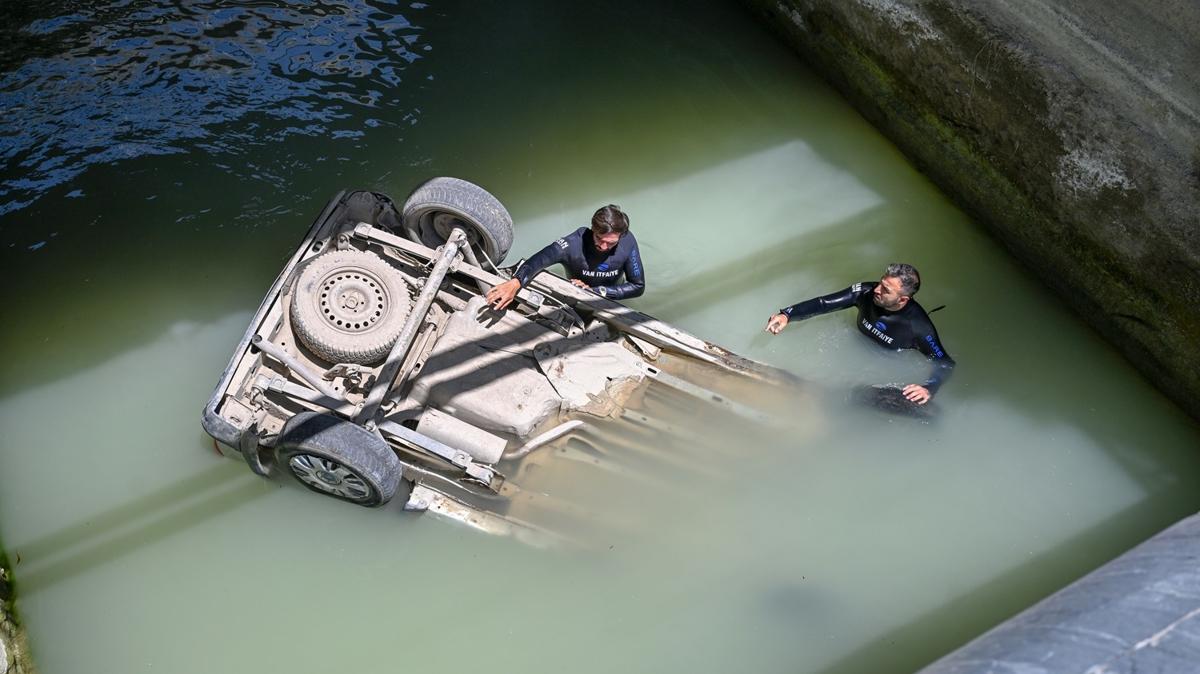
[850,384,939,422]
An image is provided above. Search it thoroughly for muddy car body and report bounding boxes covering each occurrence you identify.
[202,178,804,544]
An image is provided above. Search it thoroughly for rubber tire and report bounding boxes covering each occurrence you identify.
[276,412,407,507]
[401,177,514,265]
[291,249,411,365]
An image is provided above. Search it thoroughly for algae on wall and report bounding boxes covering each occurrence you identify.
[1,540,35,674]
[741,0,1200,420]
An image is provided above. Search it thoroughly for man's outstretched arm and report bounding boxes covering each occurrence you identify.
[486,238,570,310]
[766,284,867,334]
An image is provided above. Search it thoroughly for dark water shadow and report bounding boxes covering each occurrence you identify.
[9,450,275,596]
[641,206,896,322]
[0,0,430,215]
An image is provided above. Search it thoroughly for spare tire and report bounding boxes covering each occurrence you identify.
[291,249,411,365]
[401,177,514,265]
[276,411,406,507]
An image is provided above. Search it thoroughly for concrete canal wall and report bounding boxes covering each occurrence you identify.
[917,511,1200,673]
[741,0,1200,421]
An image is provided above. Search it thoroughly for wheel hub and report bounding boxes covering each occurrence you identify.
[431,212,481,247]
[288,454,372,501]
[319,270,387,333]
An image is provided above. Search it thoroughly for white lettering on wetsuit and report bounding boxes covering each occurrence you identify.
[580,267,622,280]
[862,318,895,345]
[781,280,956,393]
[513,227,646,300]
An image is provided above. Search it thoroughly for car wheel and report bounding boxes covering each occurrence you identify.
[275,412,407,507]
[291,249,411,365]
[401,177,514,265]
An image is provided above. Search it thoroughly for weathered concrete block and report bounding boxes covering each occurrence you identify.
[917,511,1200,673]
[742,0,1200,419]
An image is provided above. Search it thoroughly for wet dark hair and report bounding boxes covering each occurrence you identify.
[884,262,921,296]
[591,204,629,235]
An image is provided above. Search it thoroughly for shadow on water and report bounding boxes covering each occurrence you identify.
[644,205,897,322]
[10,453,273,596]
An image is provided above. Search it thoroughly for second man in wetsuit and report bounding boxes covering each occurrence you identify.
[486,204,645,310]
[765,263,955,405]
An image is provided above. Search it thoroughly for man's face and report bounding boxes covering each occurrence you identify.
[872,275,910,311]
[592,229,622,252]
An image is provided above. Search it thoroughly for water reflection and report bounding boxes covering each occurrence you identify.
[0,0,429,214]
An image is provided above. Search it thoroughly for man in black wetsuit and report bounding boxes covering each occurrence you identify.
[765,263,954,405]
[485,204,645,310]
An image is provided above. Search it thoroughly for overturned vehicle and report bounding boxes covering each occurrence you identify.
[202,178,805,544]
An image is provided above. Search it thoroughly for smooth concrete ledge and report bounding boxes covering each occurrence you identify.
[742,0,1200,421]
[917,511,1200,673]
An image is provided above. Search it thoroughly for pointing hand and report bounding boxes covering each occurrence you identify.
[765,313,789,335]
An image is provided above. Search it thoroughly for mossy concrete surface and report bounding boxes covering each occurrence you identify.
[0,541,34,674]
[742,0,1200,420]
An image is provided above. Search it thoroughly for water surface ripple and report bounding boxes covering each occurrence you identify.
[0,0,427,215]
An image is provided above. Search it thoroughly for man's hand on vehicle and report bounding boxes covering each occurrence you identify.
[485,278,521,310]
[765,313,789,335]
[902,384,931,405]
[569,279,610,297]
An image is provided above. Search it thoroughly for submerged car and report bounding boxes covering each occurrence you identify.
[202,178,806,544]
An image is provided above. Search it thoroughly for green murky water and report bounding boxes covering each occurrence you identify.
[1,2,1198,673]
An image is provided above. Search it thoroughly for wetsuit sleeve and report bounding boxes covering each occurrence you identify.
[513,238,570,287]
[915,326,955,394]
[780,284,869,320]
[599,241,645,300]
